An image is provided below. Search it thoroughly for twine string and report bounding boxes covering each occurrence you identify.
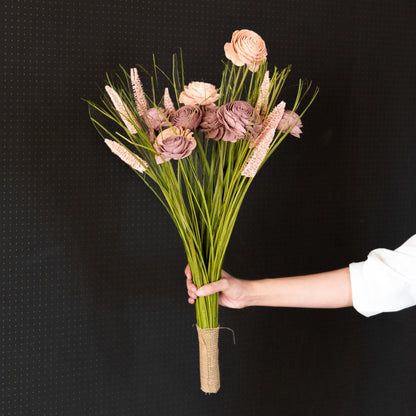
[219,326,236,344]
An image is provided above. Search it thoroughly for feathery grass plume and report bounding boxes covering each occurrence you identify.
[104,139,147,173]
[242,101,286,177]
[164,87,176,117]
[130,68,149,119]
[256,100,286,143]
[255,70,270,117]
[105,86,137,134]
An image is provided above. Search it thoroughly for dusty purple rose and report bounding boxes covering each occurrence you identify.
[199,106,225,141]
[146,107,171,130]
[154,126,196,163]
[277,110,303,138]
[217,101,262,142]
[171,105,202,130]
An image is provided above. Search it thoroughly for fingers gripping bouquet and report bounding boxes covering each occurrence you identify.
[88,29,318,393]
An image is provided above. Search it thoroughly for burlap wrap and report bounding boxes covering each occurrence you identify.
[196,325,220,393]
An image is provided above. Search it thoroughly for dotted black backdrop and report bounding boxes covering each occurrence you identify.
[2,1,416,415]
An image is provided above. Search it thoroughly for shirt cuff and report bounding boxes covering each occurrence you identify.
[349,261,376,317]
[349,242,416,317]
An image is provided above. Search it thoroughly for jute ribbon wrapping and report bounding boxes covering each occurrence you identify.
[196,325,220,393]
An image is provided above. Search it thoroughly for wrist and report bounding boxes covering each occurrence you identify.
[244,278,286,307]
[243,279,270,307]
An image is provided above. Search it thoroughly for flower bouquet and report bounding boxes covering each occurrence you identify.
[88,29,318,393]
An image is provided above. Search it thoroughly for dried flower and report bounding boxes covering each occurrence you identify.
[255,70,270,117]
[241,129,274,178]
[179,82,219,106]
[104,139,147,173]
[199,106,224,141]
[217,101,262,142]
[130,68,148,119]
[146,107,171,131]
[171,105,203,130]
[105,86,137,134]
[255,101,286,145]
[154,126,196,163]
[224,29,267,72]
[242,101,286,177]
[277,110,303,138]
[164,88,176,117]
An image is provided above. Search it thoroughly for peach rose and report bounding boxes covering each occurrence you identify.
[179,82,219,106]
[154,126,196,163]
[224,29,267,72]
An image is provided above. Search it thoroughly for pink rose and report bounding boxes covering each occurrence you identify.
[179,82,219,106]
[154,126,196,163]
[217,101,262,142]
[277,110,303,138]
[224,29,267,72]
[171,105,203,130]
[199,106,224,141]
[146,107,171,130]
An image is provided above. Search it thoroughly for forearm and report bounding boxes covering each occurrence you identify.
[245,267,353,309]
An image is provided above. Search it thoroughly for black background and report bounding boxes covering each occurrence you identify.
[2,0,416,415]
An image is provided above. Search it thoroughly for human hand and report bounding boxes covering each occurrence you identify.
[185,265,252,309]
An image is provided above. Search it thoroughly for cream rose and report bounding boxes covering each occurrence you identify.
[224,29,267,72]
[154,126,196,163]
[179,82,219,106]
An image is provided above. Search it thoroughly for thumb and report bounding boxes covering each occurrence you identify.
[196,279,228,297]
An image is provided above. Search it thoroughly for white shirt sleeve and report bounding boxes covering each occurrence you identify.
[349,234,416,317]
